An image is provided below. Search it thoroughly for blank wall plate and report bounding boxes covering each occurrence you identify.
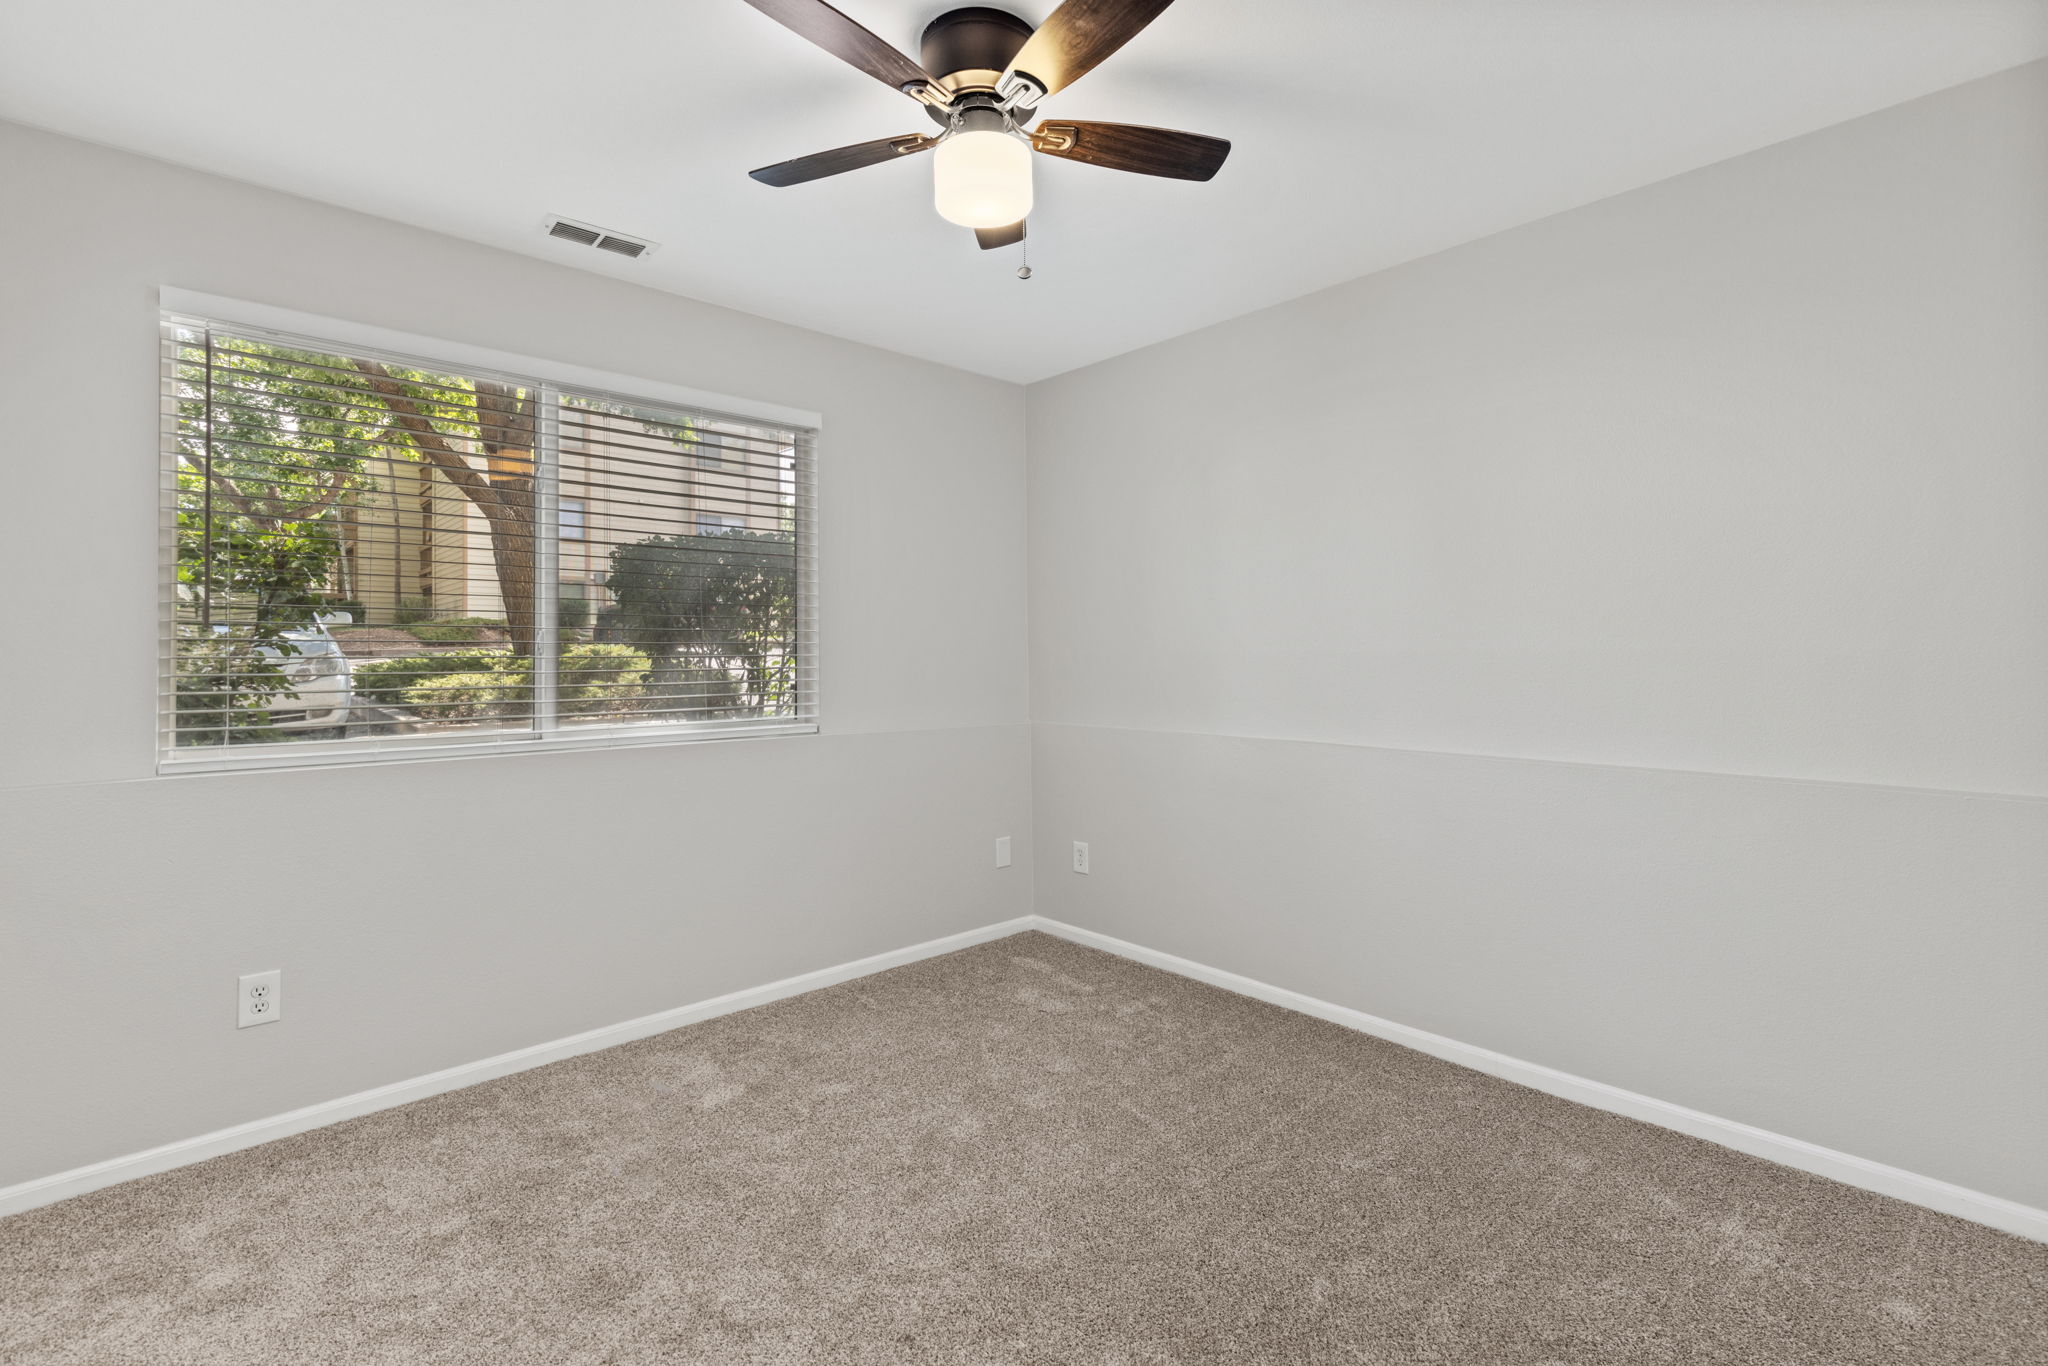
[238,970,282,1028]
[995,836,1012,868]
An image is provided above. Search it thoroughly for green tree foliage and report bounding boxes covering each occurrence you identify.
[603,529,798,718]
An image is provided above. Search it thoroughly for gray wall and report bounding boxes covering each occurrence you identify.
[1027,63,2048,1207]
[0,122,1033,1189]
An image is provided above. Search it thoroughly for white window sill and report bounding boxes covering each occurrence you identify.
[157,719,821,776]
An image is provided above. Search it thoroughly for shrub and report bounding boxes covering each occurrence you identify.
[317,598,366,625]
[559,642,646,681]
[558,643,649,717]
[403,671,532,721]
[393,598,436,625]
[409,616,507,643]
[360,643,644,721]
[173,634,290,744]
[557,595,592,632]
[352,649,512,705]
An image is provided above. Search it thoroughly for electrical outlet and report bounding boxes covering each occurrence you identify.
[1072,841,1090,875]
[995,835,1012,868]
[238,970,282,1028]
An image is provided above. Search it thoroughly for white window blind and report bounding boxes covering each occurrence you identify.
[160,314,817,771]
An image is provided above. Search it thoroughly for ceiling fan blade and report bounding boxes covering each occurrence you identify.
[1031,120,1229,180]
[749,134,937,188]
[975,220,1027,250]
[1002,0,1177,102]
[741,0,941,99]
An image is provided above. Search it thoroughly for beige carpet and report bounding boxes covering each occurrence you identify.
[3,931,2042,1364]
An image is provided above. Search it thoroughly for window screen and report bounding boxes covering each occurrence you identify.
[161,315,816,769]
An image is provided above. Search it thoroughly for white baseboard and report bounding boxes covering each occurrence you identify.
[0,917,1035,1220]
[1026,916,2048,1244]
[9,911,2042,1246]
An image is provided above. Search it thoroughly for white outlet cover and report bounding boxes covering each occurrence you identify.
[995,836,1012,868]
[238,969,282,1028]
[1072,841,1090,875]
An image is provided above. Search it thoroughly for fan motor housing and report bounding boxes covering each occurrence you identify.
[921,7,1033,98]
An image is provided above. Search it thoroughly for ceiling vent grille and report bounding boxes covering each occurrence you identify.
[544,215,657,260]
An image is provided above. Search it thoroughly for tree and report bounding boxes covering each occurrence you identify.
[173,335,386,622]
[603,529,798,718]
[347,364,540,658]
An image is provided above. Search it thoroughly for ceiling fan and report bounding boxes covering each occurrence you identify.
[742,0,1231,250]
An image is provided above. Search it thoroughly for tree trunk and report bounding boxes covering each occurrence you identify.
[487,510,538,662]
[474,381,538,661]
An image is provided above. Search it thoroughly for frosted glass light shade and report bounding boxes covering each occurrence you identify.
[933,130,1033,229]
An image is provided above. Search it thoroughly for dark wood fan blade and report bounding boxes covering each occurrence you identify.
[1032,120,1229,180]
[742,0,938,97]
[975,220,1027,250]
[749,134,937,187]
[1003,0,1176,100]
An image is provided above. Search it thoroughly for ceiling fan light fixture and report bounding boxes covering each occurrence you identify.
[933,127,1033,229]
[741,1,1231,245]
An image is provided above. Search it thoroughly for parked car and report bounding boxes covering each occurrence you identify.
[207,616,354,733]
[262,623,355,731]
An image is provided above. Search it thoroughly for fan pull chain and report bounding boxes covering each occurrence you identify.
[1017,233,1032,281]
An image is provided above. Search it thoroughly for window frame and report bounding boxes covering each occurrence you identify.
[157,289,821,775]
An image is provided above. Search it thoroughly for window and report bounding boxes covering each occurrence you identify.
[161,313,816,770]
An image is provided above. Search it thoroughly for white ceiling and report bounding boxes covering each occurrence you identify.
[3,2,2044,382]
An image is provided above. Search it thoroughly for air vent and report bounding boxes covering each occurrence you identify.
[547,220,601,247]
[543,215,658,260]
